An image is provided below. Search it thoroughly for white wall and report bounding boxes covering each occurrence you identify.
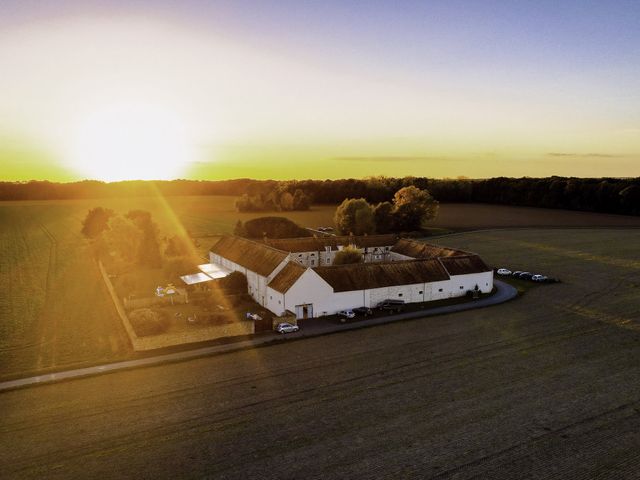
[366,283,426,306]
[448,271,493,294]
[265,287,286,316]
[282,269,334,318]
[213,249,494,318]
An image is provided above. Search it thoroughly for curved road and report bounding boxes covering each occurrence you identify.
[0,280,517,393]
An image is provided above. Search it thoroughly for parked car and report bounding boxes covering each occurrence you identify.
[496,268,512,275]
[532,274,548,282]
[276,322,299,334]
[338,309,356,320]
[376,299,404,312]
[246,312,263,321]
[353,306,373,317]
[317,226,327,231]
[511,271,523,277]
[519,272,534,280]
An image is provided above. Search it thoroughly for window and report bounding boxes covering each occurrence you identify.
[278,300,281,304]
[269,295,272,300]
[298,253,303,257]
[398,293,403,297]
[438,288,443,292]
[460,286,464,289]
[418,290,423,295]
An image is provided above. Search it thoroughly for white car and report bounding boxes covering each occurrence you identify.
[532,274,548,282]
[338,309,356,320]
[497,268,512,276]
[276,322,299,334]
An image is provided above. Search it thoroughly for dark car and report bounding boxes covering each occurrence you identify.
[519,272,534,281]
[511,271,523,277]
[353,306,373,317]
[376,299,404,312]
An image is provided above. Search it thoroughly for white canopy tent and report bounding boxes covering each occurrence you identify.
[180,272,215,285]
[179,263,232,286]
[198,263,232,279]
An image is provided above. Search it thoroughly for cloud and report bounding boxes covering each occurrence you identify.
[616,128,640,135]
[547,152,623,158]
[332,156,449,162]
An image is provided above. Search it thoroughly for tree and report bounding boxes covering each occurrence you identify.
[165,235,190,257]
[163,256,198,283]
[391,186,439,231]
[126,210,162,267]
[81,207,114,239]
[233,220,247,237]
[619,185,640,215]
[333,198,376,235]
[104,215,140,263]
[373,201,395,233]
[279,192,294,211]
[292,189,311,210]
[332,245,363,265]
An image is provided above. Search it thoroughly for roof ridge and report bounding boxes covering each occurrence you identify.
[222,234,290,255]
[312,257,441,271]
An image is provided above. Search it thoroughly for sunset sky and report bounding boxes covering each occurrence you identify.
[1,0,639,181]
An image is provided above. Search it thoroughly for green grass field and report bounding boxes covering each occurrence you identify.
[1,196,640,380]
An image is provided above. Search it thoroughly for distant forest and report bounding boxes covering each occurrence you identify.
[1,176,639,216]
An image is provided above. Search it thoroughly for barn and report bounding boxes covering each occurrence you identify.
[209,234,493,319]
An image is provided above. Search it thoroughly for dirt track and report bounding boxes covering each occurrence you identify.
[1,229,639,479]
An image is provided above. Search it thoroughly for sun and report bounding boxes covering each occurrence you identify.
[66,104,194,181]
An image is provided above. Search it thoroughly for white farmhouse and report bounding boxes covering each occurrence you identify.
[209,234,493,320]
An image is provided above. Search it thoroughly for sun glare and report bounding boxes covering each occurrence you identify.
[67,104,193,181]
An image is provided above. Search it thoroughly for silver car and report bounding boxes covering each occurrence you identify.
[276,322,299,334]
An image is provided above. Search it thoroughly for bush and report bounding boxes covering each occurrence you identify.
[218,271,248,294]
[242,217,311,239]
[333,246,363,265]
[129,308,170,336]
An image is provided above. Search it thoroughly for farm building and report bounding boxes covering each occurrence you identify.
[209,235,493,319]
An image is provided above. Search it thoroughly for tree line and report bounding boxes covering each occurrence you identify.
[3,176,640,216]
[235,185,311,212]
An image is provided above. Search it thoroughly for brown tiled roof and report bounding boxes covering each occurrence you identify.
[210,236,288,276]
[268,262,307,293]
[264,234,398,253]
[313,259,450,292]
[439,255,492,276]
[391,239,466,259]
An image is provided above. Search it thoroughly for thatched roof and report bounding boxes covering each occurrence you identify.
[313,259,450,292]
[391,239,466,259]
[264,234,398,253]
[268,262,307,293]
[439,255,491,276]
[210,236,288,276]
